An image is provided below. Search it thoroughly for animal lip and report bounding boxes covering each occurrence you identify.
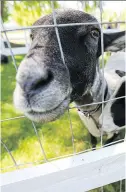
[27,96,70,115]
[24,96,71,123]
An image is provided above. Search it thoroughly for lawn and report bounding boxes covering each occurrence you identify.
[1,55,125,191]
[1,55,91,171]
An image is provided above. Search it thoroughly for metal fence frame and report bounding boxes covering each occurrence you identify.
[1,1,126,191]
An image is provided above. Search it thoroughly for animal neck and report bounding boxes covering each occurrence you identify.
[75,69,110,112]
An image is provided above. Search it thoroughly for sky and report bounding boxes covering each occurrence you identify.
[59,1,126,14]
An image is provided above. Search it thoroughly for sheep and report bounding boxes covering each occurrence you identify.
[13,10,125,147]
[78,52,126,147]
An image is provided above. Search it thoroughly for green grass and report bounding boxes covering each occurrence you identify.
[1,55,125,191]
[1,55,91,171]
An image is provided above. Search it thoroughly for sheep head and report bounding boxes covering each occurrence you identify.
[13,10,125,123]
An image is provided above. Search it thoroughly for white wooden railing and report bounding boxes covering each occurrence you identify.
[1,142,126,192]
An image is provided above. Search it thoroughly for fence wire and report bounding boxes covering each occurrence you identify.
[1,21,125,33]
[1,16,47,165]
[51,1,76,154]
[1,1,125,190]
[99,0,104,148]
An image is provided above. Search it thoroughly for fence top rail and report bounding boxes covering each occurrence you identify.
[1,21,125,32]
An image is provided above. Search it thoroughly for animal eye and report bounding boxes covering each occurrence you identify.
[30,34,34,40]
[90,29,99,38]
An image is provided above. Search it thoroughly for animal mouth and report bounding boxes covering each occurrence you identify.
[24,96,70,123]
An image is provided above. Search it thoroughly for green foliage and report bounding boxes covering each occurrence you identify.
[12,1,59,26]
[84,1,99,13]
[1,1,10,22]
[80,1,125,30]
[102,9,118,22]
[102,8,126,30]
[80,1,100,15]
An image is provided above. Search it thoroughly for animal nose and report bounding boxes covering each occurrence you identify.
[16,56,54,94]
[21,70,53,94]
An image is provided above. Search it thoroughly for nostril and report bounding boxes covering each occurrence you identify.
[32,70,53,91]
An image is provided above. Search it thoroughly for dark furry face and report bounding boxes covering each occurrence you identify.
[13,10,125,123]
[30,10,100,100]
[14,10,100,123]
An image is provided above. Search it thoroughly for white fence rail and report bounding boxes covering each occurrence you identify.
[1,19,30,56]
[1,142,126,192]
[1,46,29,56]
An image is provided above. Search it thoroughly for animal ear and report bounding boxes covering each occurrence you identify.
[97,30,125,57]
[115,70,126,77]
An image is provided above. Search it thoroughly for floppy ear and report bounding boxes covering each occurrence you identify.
[97,30,125,57]
[116,70,126,77]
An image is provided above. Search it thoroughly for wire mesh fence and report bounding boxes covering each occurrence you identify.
[1,1,126,191]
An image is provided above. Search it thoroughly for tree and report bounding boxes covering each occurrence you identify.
[12,1,60,26]
[80,1,101,15]
[1,1,10,22]
[119,9,126,30]
[102,7,126,30]
[80,1,99,12]
[79,1,104,19]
